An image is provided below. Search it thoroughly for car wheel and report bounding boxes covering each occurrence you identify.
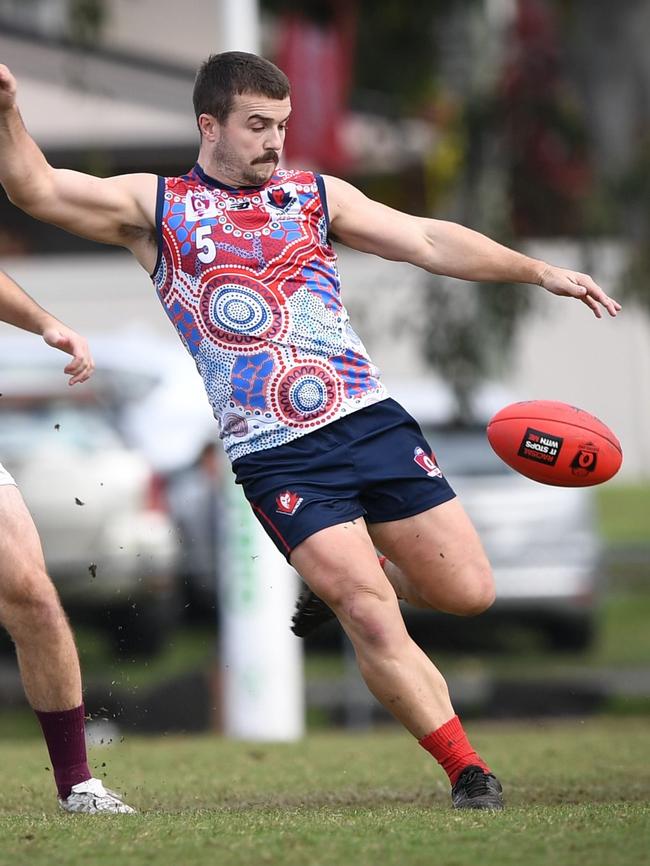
[544,613,596,652]
[107,594,178,657]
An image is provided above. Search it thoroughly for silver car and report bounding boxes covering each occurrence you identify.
[298,415,600,653]
[380,377,601,652]
[420,425,600,651]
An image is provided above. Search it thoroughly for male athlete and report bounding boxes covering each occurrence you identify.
[0,270,134,813]
[0,52,620,810]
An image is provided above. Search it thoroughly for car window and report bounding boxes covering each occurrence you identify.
[423,427,509,477]
[0,405,122,458]
[0,364,160,404]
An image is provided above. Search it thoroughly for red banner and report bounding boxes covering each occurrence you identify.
[276,6,356,172]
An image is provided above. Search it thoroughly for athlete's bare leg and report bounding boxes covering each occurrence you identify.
[291,519,457,736]
[368,498,496,615]
[0,485,81,710]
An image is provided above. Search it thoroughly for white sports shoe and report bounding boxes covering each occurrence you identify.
[58,777,136,814]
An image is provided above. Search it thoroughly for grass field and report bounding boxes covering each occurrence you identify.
[0,483,647,865]
[0,717,648,866]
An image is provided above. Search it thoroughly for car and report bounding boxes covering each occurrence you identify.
[417,423,601,651]
[0,363,180,655]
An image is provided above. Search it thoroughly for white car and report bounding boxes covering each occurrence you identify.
[0,365,180,655]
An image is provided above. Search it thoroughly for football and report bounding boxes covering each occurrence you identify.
[486,400,623,487]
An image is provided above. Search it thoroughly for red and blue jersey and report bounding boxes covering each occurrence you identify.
[151,164,388,461]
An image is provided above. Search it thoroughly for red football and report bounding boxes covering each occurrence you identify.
[486,400,623,487]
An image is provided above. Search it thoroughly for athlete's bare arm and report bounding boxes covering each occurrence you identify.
[0,270,93,385]
[0,65,158,272]
[323,175,620,319]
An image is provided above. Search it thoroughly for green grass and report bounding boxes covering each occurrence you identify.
[0,717,648,866]
[596,483,650,545]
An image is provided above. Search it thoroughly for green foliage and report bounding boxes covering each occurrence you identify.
[353,0,441,113]
[262,0,443,113]
[420,275,532,420]
[617,138,650,313]
[67,0,107,47]
[623,258,650,313]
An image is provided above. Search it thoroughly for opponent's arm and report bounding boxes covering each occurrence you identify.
[0,65,156,252]
[323,175,621,319]
[0,270,93,385]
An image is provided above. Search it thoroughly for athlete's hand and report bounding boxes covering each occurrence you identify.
[0,64,17,112]
[42,325,95,386]
[538,264,621,319]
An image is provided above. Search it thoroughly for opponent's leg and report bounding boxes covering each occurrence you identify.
[290,518,503,809]
[0,484,133,812]
[0,486,82,710]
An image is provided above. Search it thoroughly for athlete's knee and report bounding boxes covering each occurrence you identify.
[461,582,496,616]
[336,584,401,648]
[0,565,65,634]
[452,559,496,616]
[417,556,495,616]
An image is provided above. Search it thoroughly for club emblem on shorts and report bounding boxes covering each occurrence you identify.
[413,447,442,478]
[276,490,304,515]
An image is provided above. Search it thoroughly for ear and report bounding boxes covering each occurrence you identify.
[198,113,220,143]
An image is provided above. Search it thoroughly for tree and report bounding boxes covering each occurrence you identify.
[68,0,107,47]
[265,1,591,415]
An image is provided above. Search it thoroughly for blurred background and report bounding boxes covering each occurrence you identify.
[0,0,648,739]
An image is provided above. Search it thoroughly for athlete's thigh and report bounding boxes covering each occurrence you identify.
[290,517,393,608]
[0,484,47,586]
[366,498,492,611]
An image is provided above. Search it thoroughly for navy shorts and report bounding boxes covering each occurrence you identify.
[231,397,456,561]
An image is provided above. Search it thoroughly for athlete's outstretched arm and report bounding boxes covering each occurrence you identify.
[0,65,156,253]
[0,270,93,385]
[323,175,620,319]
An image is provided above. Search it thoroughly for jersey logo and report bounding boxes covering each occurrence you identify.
[221,412,249,438]
[265,183,302,216]
[185,191,218,221]
[413,447,442,478]
[276,490,304,515]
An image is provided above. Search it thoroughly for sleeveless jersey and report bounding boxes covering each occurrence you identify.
[151,164,388,461]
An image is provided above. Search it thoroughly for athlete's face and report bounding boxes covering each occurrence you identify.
[199,93,291,187]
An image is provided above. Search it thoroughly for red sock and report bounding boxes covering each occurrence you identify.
[35,704,92,799]
[419,715,491,785]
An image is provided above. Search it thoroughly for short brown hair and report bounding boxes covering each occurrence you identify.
[193,51,291,124]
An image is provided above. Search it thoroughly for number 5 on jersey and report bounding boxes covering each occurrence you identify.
[196,225,217,263]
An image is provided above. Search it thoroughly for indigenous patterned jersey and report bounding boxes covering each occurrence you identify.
[152,164,388,461]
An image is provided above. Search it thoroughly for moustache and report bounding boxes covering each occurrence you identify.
[252,152,279,165]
